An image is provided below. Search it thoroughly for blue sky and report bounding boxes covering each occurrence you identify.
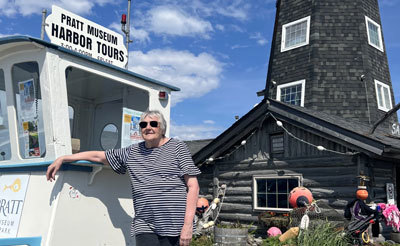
[0,0,399,140]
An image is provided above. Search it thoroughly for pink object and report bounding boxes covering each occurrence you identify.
[267,227,282,237]
[378,203,400,232]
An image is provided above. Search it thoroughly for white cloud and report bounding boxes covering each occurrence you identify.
[231,44,249,50]
[188,0,249,21]
[0,0,116,17]
[250,32,268,46]
[215,24,224,31]
[170,122,221,140]
[213,1,249,20]
[147,6,213,38]
[109,22,150,44]
[380,0,398,6]
[203,120,215,124]
[128,48,223,106]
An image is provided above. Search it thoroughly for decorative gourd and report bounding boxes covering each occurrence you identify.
[356,188,368,200]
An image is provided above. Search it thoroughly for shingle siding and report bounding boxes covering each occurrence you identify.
[267,0,397,132]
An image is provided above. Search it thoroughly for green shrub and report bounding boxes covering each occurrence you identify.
[297,222,349,246]
[190,235,213,246]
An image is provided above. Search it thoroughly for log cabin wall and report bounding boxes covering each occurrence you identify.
[368,158,395,203]
[198,117,361,225]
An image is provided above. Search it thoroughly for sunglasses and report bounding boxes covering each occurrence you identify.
[139,121,159,128]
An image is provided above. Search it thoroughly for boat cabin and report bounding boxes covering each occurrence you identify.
[0,35,179,245]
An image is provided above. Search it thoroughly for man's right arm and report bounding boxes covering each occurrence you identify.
[46,151,109,182]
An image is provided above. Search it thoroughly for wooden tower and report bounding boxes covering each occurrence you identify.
[265,0,397,131]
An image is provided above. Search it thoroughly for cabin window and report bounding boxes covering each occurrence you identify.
[65,66,148,151]
[271,133,284,157]
[12,62,46,158]
[276,80,305,107]
[100,123,119,150]
[281,16,310,52]
[365,16,383,52]
[0,69,12,160]
[374,79,392,112]
[69,105,74,136]
[253,176,301,211]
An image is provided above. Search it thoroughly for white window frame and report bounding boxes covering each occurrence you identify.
[365,16,384,52]
[374,79,393,112]
[281,16,311,52]
[276,79,306,107]
[253,175,302,211]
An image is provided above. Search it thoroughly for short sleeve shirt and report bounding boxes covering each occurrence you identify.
[105,138,201,236]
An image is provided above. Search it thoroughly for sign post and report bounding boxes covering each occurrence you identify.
[45,5,128,68]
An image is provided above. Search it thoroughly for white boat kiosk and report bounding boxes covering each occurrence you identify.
[0,34,179,245]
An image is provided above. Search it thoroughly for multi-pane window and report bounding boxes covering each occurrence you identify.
[365,16,383,52]
[276,80,305,107]
[253,176,301,211]
[281,16,310,52]
[375,79,392,112]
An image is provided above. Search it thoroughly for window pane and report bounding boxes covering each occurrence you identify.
[368,21,381,47]
[257,194,266,208]
[0,69,11,160]
[377,84,383,107]
[69,105,74,136]
[383,87,391,110]
[278,194,289,208]
[267,179,277,193]
[288,179,298,191]
[280,84,302,106]
[267,194,277,208]
[278,179,287,193]
[257,179,266,193]
[100,124,119,150]
[285,20,307,48]
[255,177,301,209]
[12,62,46,158]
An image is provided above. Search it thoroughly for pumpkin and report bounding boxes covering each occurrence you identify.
[356,188,368,200]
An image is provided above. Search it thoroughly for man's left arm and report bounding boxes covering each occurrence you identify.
[180,175,200,246]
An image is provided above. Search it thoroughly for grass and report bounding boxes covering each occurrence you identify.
[190,235,213,246]
[297,222,349,246]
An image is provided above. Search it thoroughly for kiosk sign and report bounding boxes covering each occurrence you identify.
[45,5,127,68]
[0,175,30,237]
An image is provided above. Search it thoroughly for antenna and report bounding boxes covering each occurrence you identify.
[41,9,48,40]
[121,0,133,68]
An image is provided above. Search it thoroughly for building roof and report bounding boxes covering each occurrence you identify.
[0,35,180,92]
[193,98,400,164]
[184,139,214,156]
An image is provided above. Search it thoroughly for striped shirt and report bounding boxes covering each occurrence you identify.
[105,138,201,237]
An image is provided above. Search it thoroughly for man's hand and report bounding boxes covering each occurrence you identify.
[180,223,193,246]
[46,158,63,181]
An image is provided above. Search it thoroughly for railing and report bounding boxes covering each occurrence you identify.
[0,236,42,246]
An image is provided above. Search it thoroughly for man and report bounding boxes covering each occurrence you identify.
[47,110,200,246]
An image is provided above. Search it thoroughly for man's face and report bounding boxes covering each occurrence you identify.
[140,116,162,142]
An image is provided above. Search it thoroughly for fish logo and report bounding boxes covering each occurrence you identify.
[3,178,21,192]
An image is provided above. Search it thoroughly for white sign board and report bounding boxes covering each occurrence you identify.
[0,174,30,237]
[387,183,395,205]
[392,123,400,137]
[121,108,143,148]
[45,5,127,68]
